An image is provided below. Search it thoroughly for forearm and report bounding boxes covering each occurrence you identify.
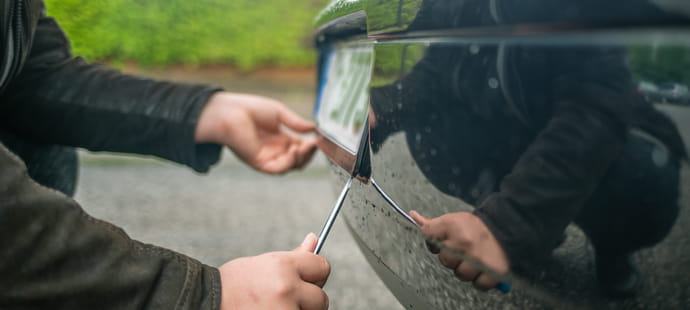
[0,144,221,309]
[1,17,222,172]
[474,102,627,270]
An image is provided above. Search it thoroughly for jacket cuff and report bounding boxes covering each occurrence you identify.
[473,194,550,274]
[179,260,222,310]
[167,84,224,173]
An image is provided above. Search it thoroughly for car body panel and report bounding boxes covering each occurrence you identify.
[313,1,690,309]
[315,0,690,37]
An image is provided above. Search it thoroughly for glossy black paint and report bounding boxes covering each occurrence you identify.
[314,0,690,309]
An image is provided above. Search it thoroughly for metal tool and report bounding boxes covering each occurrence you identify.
[313,121,371,255]
[312,119,510,292]
[370,178,510,293]
[313,176,353,254]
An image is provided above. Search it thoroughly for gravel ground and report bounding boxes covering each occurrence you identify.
[75,150,405,310]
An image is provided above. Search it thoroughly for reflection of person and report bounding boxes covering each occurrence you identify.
[1,1,330,309]
[371,2,687,296]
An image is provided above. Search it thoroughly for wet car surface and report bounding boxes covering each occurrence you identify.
[313,0,690,309]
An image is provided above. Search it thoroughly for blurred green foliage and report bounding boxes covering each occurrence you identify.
[372,44,426,86]
[367,0,421,34]
[45,0,329,69]
[630,46,690,85]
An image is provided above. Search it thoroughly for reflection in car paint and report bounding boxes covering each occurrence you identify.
[314,0,690,309]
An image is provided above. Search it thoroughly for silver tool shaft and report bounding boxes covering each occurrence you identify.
[313,176,353,254]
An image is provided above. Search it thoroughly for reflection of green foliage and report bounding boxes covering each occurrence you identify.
[371,44,426,86]
[314,0,422,34]
[313,0,366,28]
[45,0,329,69]
[630,46,690,85]
[401,44,425,75]
[399,0,423,28]
[372,45,403,86]
[367,0,400,32]
[367,0,422,34]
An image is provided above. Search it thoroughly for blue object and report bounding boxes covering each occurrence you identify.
[496,282,511,293]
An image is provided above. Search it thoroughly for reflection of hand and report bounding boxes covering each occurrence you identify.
[219,233,331,310]
[195,92,318,174]
[410,211,509,291]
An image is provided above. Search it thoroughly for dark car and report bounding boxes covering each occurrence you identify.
[312,0,690,309]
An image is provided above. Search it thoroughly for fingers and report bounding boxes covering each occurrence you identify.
[409,211,428,226]
[474,273,499,292]
[279,106,316,133]
[257,135,317,173]
[292,252,331,288]
[293,136,318,169]
[455,261,480,282]
[259,142,300,174]
[416,215,449,241]
[297,283,330,310]
[294,233,318,252]
[438,248,462,270]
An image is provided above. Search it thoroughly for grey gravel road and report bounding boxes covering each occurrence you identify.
[75,150,405,310]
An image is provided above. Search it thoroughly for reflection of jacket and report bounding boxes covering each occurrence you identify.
[371,43,686,272]
[370,0,689,273]
[1,1,221,308]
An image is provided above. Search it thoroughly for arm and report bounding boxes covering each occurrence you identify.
[0,143,220,309]
[1,15,222,172]
[411,47,632,288]
[0,143,330,309]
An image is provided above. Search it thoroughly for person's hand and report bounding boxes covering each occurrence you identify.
[195,92,318,174]
[410,211,509,291]
[218,233,330,310]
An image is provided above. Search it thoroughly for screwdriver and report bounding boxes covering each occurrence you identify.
[313,176,353,254]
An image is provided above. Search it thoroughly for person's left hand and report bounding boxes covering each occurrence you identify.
[410,211,510,291]
[195,92,318,174]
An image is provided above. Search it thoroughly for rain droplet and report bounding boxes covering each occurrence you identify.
[652,145,669,167]
[469,44,480,54]
[488,77,499,89]
[430,148,437,156]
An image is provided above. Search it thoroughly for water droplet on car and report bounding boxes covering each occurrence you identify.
[469,44,480,54]
[652,145,669,167]
[488,77,499,89]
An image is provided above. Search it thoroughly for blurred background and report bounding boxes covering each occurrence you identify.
[44,0,405,309]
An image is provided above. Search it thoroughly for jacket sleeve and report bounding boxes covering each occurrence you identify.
[473,48,632,271]
[1,14,222,173]
[0,143,221,310]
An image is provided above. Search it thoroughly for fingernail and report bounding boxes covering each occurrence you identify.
[302,233,316,246]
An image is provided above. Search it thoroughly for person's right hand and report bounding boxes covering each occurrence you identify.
[218,233,331,310]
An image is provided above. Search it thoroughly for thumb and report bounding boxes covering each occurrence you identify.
[294,233,318,252]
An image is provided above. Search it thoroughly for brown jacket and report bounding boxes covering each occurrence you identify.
[1,0,222,308]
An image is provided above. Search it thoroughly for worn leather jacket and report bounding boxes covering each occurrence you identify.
[1,0,223,308]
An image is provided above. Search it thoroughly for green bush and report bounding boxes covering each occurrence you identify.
[45,0,328,69]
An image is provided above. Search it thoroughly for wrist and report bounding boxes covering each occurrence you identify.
[195,92,237,144]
